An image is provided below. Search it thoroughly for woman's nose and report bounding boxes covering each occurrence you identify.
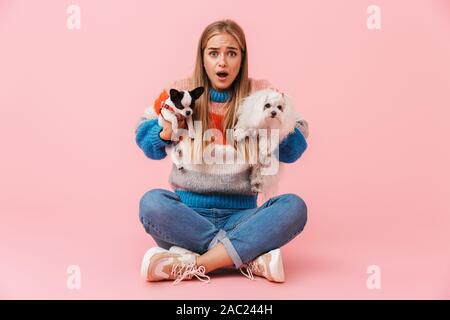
[218,54,226,67]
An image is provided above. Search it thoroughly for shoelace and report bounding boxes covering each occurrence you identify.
[239,260,261,281]
[171,262,211,285]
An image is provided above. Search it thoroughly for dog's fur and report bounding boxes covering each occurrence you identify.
[156,87,204,140]
[234,89,301,194]
[155,87,204,170]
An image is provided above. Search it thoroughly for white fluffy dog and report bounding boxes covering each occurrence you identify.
[234,89,301,194]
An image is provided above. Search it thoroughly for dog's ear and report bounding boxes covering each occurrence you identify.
[169,88,182,103]
[258,94,268,110]
[189,86,205,100]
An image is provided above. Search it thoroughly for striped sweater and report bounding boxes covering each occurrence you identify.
[135,78,309,209]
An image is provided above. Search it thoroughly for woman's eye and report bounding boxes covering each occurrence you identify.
[264,103,271,109]
[209,51,217,57]
[229,51,237,57]
[277,105,283,110]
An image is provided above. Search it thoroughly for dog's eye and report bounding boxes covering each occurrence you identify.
[264,103,271,109]
[277,105,283,110]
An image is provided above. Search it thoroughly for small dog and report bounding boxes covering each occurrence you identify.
[234,89,301,193]
[154,86,204,139]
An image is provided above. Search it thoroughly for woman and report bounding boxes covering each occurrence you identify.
[135,19,309,284]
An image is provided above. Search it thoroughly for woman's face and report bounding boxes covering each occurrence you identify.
[203,33,242,91]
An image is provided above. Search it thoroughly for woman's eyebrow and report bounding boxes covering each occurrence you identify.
[207,46,239,50]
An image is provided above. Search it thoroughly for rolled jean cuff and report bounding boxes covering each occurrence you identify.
[207,229,243,269]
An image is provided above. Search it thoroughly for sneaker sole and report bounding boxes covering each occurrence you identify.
[140,247,169,280]
[268,249,285,283]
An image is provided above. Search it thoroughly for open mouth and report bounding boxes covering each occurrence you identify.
[216,72,229,80]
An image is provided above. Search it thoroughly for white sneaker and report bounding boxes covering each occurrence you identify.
[140,247,210,285]
[239,248,285,283]
[170,246,236,271]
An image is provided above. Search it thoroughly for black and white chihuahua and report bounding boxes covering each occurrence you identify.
[156,87,204,139]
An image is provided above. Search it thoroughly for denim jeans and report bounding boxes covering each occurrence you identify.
[138,188,307,268]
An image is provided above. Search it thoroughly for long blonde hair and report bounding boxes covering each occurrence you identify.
[187,19,252,163]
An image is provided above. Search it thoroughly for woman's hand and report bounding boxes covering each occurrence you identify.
[159,117,187,141]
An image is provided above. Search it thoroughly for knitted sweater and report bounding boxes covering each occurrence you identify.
[135,78,309,209]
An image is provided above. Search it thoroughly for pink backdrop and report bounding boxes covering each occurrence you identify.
[1,0,449,299]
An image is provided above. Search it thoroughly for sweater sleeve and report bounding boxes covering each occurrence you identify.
[135,118,171,160]
[276,127,308,163]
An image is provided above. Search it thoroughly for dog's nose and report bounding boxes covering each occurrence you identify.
[271,111,277,117]
[185,110,191,116]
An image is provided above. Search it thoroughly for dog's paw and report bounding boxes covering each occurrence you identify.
[248,128,258,138]
[188,130,196,139]
[251,184,263,193]
[233,128,247,142]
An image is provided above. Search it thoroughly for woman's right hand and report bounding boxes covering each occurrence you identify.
[159,117,187,141]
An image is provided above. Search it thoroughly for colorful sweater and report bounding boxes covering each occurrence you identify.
[135,78,309,209]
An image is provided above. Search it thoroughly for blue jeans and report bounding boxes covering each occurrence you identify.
[138,189,307,268]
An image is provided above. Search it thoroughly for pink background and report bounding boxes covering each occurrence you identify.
[1,0,449,299]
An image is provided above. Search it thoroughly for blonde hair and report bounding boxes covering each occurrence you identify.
[184,19,253,163]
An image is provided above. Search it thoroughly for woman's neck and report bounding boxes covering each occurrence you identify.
[210,87,230,103]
